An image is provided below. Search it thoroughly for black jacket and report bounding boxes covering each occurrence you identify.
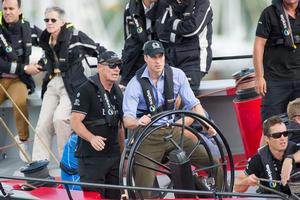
[120,0,157,85]
[155,0,213,73]
[38,23,106,102]
[287,121,300,144]
[0,12,41,94]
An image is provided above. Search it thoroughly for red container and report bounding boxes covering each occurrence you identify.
[233,96,262,158]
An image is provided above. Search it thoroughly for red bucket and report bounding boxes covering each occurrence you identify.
[233,96,262,158]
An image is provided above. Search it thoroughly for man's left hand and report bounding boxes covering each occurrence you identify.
[281,157,293,186]
[206,125,217,137]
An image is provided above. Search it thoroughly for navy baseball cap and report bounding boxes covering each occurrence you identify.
[143,40,165,57]
[98,51,121,65]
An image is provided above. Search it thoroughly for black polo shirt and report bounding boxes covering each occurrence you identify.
[245,142,300,194]
[72,78,122,157]
[256,4,300,81]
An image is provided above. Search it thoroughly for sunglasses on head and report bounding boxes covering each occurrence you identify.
[44,18,57,23]
[268,131,288,139]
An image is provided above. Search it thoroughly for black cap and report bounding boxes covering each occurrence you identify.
[143,40,164,57]
[98,51,121,65]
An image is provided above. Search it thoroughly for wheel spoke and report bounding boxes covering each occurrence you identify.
[193,162,226,174]
[180,113,186,149]
[134,151,171,172]
[186,140,202,160]
[134,161,171,176]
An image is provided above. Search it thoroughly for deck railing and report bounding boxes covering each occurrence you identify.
[0,175,285,200]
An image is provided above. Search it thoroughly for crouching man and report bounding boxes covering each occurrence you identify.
[234,115,300,195]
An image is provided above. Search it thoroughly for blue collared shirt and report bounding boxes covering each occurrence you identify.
[123,65,200,124]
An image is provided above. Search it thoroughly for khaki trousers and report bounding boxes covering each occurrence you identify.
[32,76,72,161]
[0,78,29,141]
[134,127,223,198]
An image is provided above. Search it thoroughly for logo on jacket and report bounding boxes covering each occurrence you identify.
[5,46,12,53]
[108,109,114,115]
[137,27,143,33]
[149,105,156,112]
[265,164,277,188]
[283,29,290,36]
[74,99,80,106]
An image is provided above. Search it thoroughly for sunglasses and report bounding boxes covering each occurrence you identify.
[268,131,289,139]
[101,62,121,69]
[44,18,57,23]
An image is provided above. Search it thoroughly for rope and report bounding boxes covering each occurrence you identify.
[0,139,32,151]
[258,178,300,199]
[196,86,235,99]
[196,72,255,99]
[258,183,289,200]
[0,117,31,163]
[258,178,282,184]
[0,84,59,166]
[0,182,9,198]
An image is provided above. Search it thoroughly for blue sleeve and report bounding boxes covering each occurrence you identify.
[123,77,142,118]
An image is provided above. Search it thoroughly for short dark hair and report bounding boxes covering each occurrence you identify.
[263,116,284,136]
[2,0,21,7]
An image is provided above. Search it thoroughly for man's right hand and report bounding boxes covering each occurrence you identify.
[119,84,126,92]
[255,77,267,96]
[137,114,151,126]
[90,135,106,151]
[247,174,259,186]
[24,64,43,75]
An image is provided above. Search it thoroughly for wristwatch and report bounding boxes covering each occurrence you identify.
[286,154,295,165]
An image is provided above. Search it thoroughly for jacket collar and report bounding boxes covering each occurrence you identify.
[40,23,72,46]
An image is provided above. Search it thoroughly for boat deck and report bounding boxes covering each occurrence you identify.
[0,81,274,199]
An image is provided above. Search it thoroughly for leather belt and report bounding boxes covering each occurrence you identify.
[53,68,62,76]
[53,71,61,76]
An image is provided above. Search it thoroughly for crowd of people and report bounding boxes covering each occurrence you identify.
[1,0,300,198]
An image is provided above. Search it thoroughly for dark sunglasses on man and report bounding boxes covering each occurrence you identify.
[268,131,289,139]
[44,18,57,23]
[102,61,122,69]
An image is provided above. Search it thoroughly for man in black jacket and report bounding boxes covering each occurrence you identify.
[120,0,158,87]
[0,0,41,162]
[234,116,300,194]
[254,0,300,122]
[155,0,213,96]
[31,6,106,162]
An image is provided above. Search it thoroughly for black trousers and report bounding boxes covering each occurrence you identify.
[261,80,300,121]
[78,155,121,199]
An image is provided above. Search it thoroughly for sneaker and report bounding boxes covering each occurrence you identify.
[14,135,30,163]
